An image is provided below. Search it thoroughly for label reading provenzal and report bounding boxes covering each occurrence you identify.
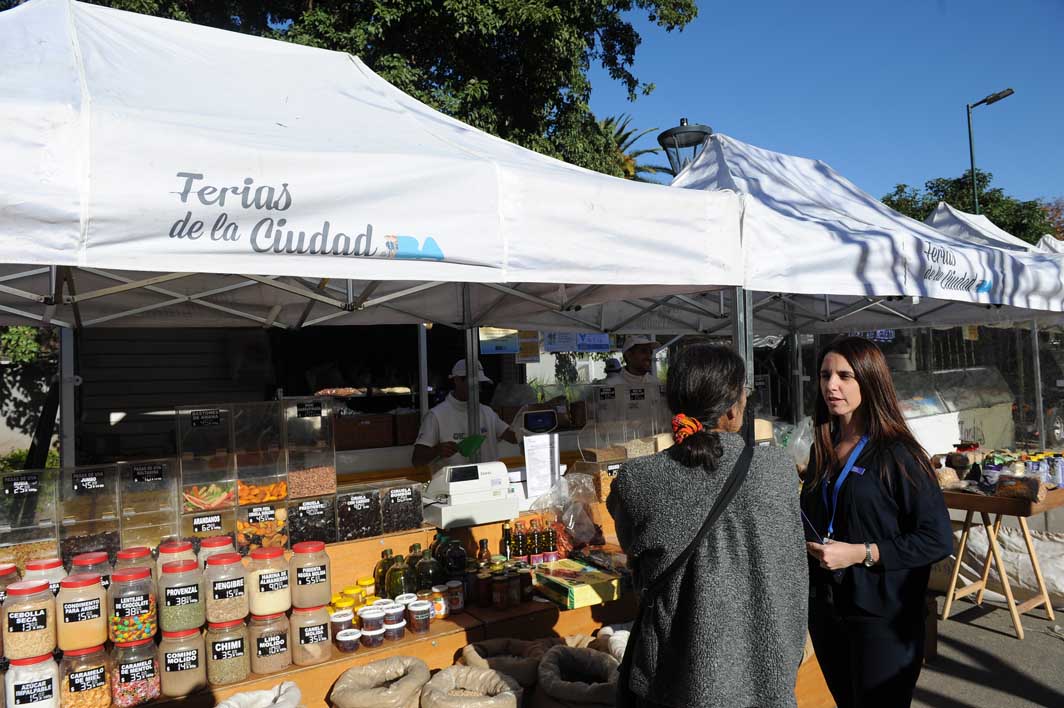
[256,634,287,657]
[3,473,39,496]
[72,470,105,494]
[299,623,328,645]
[69,666,106,692]
[212,577,245,600]
[7,608,47,632]
[164,584,200,607]
[119,659,156,683]
[296,401,323,418]
[296,565,327,586]
[131,463,165,485]
[193,514,223,533]
[190,409,221,428]
[247,505,275,524]
[114,593,150,618]
[164,649,200,672]
[212,638,245,661]
[13,678,53,706]
[258,570,288,593]
[62,598,102,623]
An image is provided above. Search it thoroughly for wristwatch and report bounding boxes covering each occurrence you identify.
[863,542,874,567]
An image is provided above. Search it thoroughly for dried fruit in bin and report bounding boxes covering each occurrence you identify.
[182,483,236,512]
[237,507,289,553]
[238,480,287,505]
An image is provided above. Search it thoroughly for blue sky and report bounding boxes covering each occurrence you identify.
[588,0,1063,203]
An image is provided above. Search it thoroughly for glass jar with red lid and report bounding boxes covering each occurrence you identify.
[155,541,195,579]
[71,551,113,590]
[0,562,20,604]
[289,541,330,609]
[108,567,156,642]
[23,558,66,596]
[197,536,235,570]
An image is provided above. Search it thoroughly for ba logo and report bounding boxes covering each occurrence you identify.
[976,279,993,294]
[385,235,445,261]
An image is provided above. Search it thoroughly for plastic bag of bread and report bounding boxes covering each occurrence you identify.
[996,476,1047,502]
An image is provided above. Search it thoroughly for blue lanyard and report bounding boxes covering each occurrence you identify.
[820,436,868,540]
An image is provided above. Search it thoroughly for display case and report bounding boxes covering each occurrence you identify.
[118,458,180,549]
[283,398,334,450]
[236,502,289,554]
[286,447,336,499]
[233,401,283,452]
[336,484,382,541]
[234,402,287,505]
[180,509,236,548]
[59,465,121,566]
[376,479,423,534]
[578,384,671,452]
[892,371,949,419]
[0,468,59,570]
[177,405,233,457]
[181,454,237,513]
[933,367,1016,412]
[287,495,337,545]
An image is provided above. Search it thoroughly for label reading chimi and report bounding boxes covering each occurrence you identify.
[69,666,106,692]
[164,649,200,672]
[212,577,245,600]
[63,598,102,623]
[164,584,200,607]
[296,565,327,586]
[299,623,328,645]
[258,570,288,593]
[212,638,245,661]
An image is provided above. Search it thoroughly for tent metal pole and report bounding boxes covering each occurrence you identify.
[1032,321,1046,451]
[609,296,674,332]
[672,294,727,319]
[787,302,803,424]
[60,327,76,467]
[66,273,196,303]
[870,301,916,323]
[418,324,430,419]
[0,268,50,284]
[360,282,446,310]
[0,304,71,328]
[481,283,601,330]
[463,285,481,463]
[240,275,347,309]
[731,287,754,444]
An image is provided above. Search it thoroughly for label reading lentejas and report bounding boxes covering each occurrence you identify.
[69,666,106,692]
[296,565,326,586]
[114,594,150,618]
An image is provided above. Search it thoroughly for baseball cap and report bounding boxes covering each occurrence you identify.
[450,359,493,383]
[622,335,656,353]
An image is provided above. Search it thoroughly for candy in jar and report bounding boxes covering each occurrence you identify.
[108,569,156,643]
[59,645,110,708]
[110,638,161,707]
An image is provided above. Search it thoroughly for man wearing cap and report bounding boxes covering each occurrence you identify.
[412,359,519,469]
[618,335,658,386]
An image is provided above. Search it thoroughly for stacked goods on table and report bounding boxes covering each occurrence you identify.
[929,443,1064,501]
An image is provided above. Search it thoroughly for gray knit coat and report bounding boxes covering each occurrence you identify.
[606,432,808,708]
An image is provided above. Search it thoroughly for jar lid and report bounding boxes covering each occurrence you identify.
[292,605,326,613]
[361,627,385,636]
[357,608,384,620]
[383,620,406,629]
[250,547,284,560]
[200,536,233,549]
[6,579,49,596]
[117,546,151,560]
[63,645,105,657]
[251,612,285,621]
[115,637,155,648]
[72,552,109,567]
[0,563,17,577]
[431,585,448,593]
[372,598,393,607]
[356,577,374,587]
[61,573,102,589]
[408,600,432,611]
[333,599,355,609]
[158,540,193,554]
[292,541,325,554]
[8,654,53,667]
[25,558,62,571]
[330,609,354,621]
[335,628,361,640]
[111,567,151,583]
[445,580,463,588]
[394,593,418,604]
[206,552,243,567]
[162,559,198,574]
[162,628,201,639]
[208,618,246,630]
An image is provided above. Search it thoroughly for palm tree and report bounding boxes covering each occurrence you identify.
[600,114,673,182]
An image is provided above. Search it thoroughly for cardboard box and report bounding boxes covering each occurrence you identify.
[335,413,395,450]
[533,558,622,609]
[569,460,625,502]
[394,412,420,446]
[754,417,773,443]
[582,446,627,463]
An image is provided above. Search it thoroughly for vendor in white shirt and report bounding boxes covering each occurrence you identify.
[411,359,519,468]
[613,335,658,386]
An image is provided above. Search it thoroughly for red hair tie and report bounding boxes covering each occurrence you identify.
[672,413,704,444]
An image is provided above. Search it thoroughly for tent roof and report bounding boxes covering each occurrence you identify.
[0,0,742,330]
[925,202,1037,252]
[1038,235,1064,254]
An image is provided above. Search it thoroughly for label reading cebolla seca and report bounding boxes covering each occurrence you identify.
[7,608,47,632]
[258,570,288,593]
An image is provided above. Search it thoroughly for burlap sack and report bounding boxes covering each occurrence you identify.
[460,638,564,688]
[331,656,431,708]
[529,647,619,708]
[420,666,522,708]
[588,629,628,663]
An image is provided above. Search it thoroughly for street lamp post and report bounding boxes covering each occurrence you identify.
[966,87,1014,214]
[656,118,713,176]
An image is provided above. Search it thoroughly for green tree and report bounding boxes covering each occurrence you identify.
[71,0,697,175]
[882,169,1053,245]
[600,114,671,182]
[0,326,58,437]
[1044,197,1064,239]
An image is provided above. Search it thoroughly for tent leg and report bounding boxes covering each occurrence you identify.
[463,285,481,463]
[731,287,754,443]
[60,327,77,467]
[1032,321,1046,452]
[418,324,430,419]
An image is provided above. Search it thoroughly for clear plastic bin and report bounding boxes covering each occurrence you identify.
[376,479,423,534]
[235,503,288,555]
[59,465,120,567]
[286,448,336,499]
[118,459,179,517]
[286,496,337,545]
[176,405,232,458]
[235,450,286,506]
[283,398,334,449]
[232,402,283,453]
[336,484,383,541]
[0,469,59,571]
[180,455,236,514]
[180,510,236,549]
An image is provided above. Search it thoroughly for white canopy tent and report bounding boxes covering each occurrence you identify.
[925,202,1040,253]
[1038,235,1064,255]
[0,0,743,333]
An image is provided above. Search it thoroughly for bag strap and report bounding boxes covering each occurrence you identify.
[643,444,755,596]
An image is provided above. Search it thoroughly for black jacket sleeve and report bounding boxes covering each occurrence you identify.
[875,447,954,571]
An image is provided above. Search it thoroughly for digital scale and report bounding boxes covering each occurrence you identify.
[422,461,519,529]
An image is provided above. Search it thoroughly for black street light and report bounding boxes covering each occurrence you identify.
[657,118,713,176]
[967,88,1014,214]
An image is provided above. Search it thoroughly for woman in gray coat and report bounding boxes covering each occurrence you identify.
[607,344,808,708]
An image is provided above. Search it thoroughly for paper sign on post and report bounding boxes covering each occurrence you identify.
[524,433,560,501]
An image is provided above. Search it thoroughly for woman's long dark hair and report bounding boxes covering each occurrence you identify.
[666,344,746,472]
[810,336,934,487]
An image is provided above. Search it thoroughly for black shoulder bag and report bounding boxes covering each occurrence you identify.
[617,445,755,707]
